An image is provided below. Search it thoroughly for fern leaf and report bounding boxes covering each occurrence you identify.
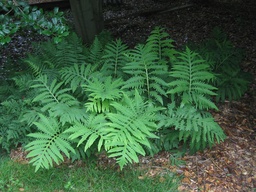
[49,104,88,125]
[146,26,176,61]
[83,76,124,113]
[65,114,107,152]
[161,104,226,151]
[25,114,75,172]
[32,75,79,112]
[102,39,129,77]
[123,44,169,104]
[105,90,160,169]
[88,37,104,65]
[60,63,94,92]
[214,68,250,102]
[168,47,218,110]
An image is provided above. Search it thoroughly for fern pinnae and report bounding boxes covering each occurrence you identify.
[102,39,128,77]
[146,26,176,61]
[32,75,79,112]
[60,63,93,92]
[168,47,218,110]
[24,56,46,77]
[84,76,124,113]
[105,90,160,169]
[88,37,104,65]
[65,113,107,152]
[26,114,75,171]
[123,44,168,104]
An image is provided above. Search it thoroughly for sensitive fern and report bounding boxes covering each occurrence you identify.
[160,103,226,151]
[10,27,247,171]
[168,47,218,110]
[60,63,94,92]
[102,39,129,77]
[146,26,176,61]
[105,90,160,169]
[65,114,107,153]
[26,114,75,172]
[32,75,79,112]
[123,44,169,105]
[193,27,251,102]
[84,76,124,113]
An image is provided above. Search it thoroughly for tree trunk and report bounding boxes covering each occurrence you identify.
[69,0,104,44]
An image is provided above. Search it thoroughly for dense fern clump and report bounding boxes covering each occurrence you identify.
[1,27,250,171]
[0,79,34,152]
[191,27,252,102]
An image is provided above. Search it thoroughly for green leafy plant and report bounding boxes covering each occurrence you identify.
[123,44,169,105]
[0,0,69,45]
[0,99,32,152]
[0,78,34,152]
[3,27,249,171]
[159,103,225,152]
[192,27,251,102]
[102,38,129,77]
[26,114,76,172]
[168,47,218,110]
[66,90,160,170]
[84,76,124,113]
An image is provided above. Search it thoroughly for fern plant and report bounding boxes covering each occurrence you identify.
[102,39,129,78]
[60,63,93,93]
[1,27,238,171]
[193,27,251,102]
[0,77,35,152]
[66,90,160,170]
[168,47,218,110]
[123,44,169,105]
[83,76,124,113]
[145,26,177,62]
[0,99,33,152]
[26,114,76,172]
[159,103,226,152]
[32,75,79,112]
[164,47,226,152]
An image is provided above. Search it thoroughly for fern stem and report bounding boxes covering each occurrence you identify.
[144,64,150,99]
[189,51,192,94]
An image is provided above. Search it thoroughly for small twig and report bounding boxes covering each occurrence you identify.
[105,3,194,24]
[158,4,194,14]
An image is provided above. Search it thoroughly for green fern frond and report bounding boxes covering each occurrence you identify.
[25,114,76,172]
[84,76,124,113]
[22,109,41,127]
[12,74,34,91]
[102,39,129,77]
[190,27,250,102]
[146,26,176,61]
[65,114,107,152]
[123,44,168,105]
[23,55,47,77]
[161,103,226,151]
[88,37,104,65]
[55,41,86,67]
[53,33,87,68]
[168,47,218,110]
[105,90,160,169]
[49,104,89,125]
[32,75,79,112]
[215,68,250,101]
[60,63,93,92]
